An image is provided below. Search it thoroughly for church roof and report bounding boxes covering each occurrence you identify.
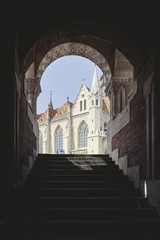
[103,96,110,114]
[37,101,73,124]
[52,101,73,120]
[37,109,49,123]
[48,100,54,110]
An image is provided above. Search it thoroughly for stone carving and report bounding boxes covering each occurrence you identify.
[37,42,111,79]
[25,77,41,97]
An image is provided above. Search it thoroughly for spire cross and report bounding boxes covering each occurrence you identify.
[50,91,52,102]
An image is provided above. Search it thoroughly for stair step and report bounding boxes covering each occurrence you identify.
[22,187,140,197]
[33,164,119,170]
[37,154,110,159]
[36,158,111,163]
[28,174,127,181]
[5,154,160,240]
[5,232,160,240]
[14,206,158,220]
[25,180,134,188]
[31,169,123,176]
[8,218,160,235]
[20,196,149,208]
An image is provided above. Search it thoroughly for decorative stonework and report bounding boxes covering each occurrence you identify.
[25,77,41,97]
[110,77,133,95]
[111,77,132,83]
[37,42,111,79]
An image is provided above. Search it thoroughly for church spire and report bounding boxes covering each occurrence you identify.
[48,91,53,110]
[91,65,100,91]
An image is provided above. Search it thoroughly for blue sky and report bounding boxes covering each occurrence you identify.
[37,56,103,114]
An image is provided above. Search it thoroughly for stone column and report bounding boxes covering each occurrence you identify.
[143,74,153,180]
[24,77,41,116]
[112,89,121,116]
[150,42,160,180]
[112,77,133,117]
[152,78,160,180]
[121,87,126,109]
[143,69,160,181]
[112,78,122,117]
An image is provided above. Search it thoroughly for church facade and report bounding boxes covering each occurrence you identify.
[37,66,110,154]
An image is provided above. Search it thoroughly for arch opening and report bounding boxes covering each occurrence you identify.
[24,23,135,157]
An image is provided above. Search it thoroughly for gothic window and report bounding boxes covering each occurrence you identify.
[92,100,94,106]
[96,99,98,105]
[80,101,82,111]
[55,126,63,153]
[79,121,88,148]
[104,122,107,129]
[84,99,86,110]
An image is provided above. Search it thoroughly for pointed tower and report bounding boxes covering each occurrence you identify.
[46,91,56,153]
[90,65,102,106]
[91,65,100,92]
[48,91,54,110]
[88,65,102,154]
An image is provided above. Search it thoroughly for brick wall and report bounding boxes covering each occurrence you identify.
[112,88,147,179]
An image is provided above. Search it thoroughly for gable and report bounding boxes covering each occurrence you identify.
[73,82,90,107]
[52,101,73,120]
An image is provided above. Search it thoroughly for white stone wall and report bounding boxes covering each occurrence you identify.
[38,123,48,153]
[71,113,89,151]
[50,117,68,154]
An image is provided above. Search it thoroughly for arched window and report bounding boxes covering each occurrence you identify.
[84,99,86,110]
[80,101,82,111]
[79,121,88,148]
[55,126,63,153]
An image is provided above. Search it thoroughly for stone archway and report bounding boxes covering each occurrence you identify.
[23,21,143,77]
[23,21,140,118]
[37,42,111,78]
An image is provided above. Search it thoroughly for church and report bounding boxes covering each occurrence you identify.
[37,66,110,154]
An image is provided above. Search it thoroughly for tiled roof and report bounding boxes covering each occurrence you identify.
[52,101,72,120]
[37,101,73,123]
[37,109,49,123]
[102,96,110,114]
[104,96,110,113]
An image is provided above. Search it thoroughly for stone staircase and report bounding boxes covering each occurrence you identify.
[5,154,160,239]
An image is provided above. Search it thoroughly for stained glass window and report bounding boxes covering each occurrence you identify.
[55,126,63,153]
[79,122,88,148]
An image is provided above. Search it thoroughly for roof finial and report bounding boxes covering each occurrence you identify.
[67,96,69,102]
[82,78,84,83]
[49,91,53,110]
[50,91,52,102]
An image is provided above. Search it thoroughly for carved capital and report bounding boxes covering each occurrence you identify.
[111,77,133,94]
[25,77,41,97]
[111,77,132,83]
